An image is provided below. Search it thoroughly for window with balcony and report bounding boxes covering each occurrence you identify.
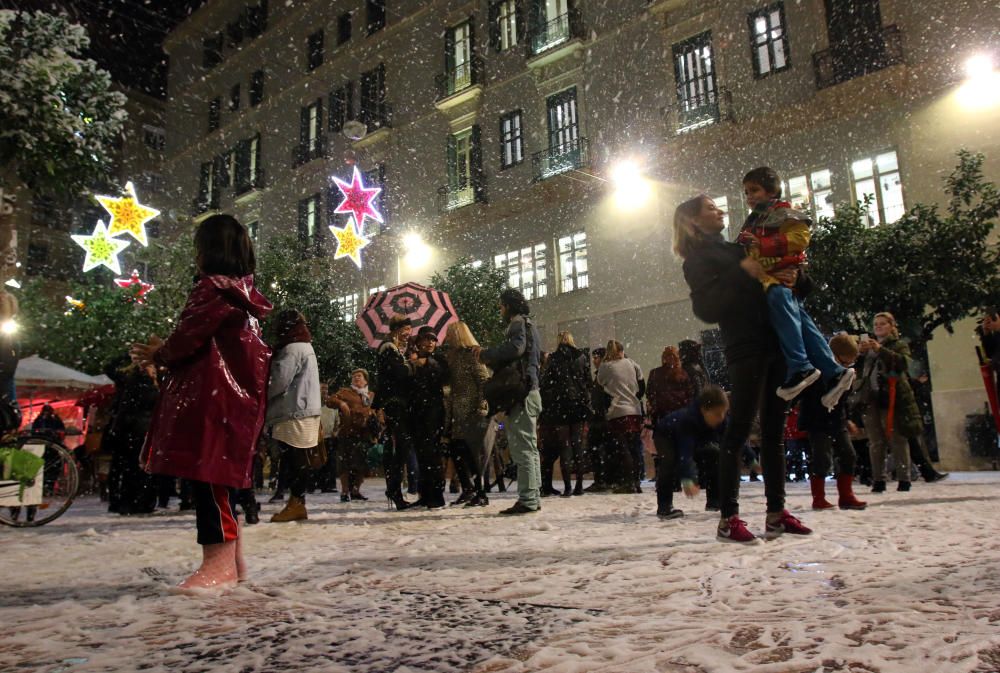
[490,0,521,51]
[335,293,360,322]
[672,31,719,133]
[441,19,477,99]
[229,83,241,111]
[366,0,386,35]
[528,0,580,56]
[446,126,485,210]
[329,82,354,133]
[246,0,268,39]
[360,63,390,132]
[207,97,221,133]
[500,110,524,168]
[197,160,220,212]
[338,12,352,45]
[307,29,324,71]
[495,244,548,300]
[815,0,899,89]
[784,169,834,220]
[203,33,223,69]
[558,232,588,293]
[297,99,324,164]
[749,3,789,78]
[250,70,265,106]
[297,193,322,250]
[852,150,904,226]
[534,87,586,179]
[235,134,264,194]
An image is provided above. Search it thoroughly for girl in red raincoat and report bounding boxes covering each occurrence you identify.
[132,215,272,590]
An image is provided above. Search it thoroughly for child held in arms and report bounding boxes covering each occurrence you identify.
[738,166,855,408]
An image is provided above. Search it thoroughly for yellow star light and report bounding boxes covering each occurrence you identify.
[71,220,130,274]
[330,220,371,269]
[95,180,159,247]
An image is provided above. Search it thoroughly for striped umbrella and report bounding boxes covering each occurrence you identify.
[356,282,459,348]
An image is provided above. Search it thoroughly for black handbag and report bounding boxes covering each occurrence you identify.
[484,318,533,415]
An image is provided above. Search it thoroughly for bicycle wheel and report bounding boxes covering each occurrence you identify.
[0,435,79,527]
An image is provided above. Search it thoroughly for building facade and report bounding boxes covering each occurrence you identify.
[160,0,1000,469]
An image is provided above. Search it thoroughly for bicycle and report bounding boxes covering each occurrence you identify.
[0,432,80,527]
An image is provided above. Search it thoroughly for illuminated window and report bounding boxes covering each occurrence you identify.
[558,232,588,293]
[851,151,904,226]
[783,169,834,220]
[749,3,789,77]
[495,244,548,300]
[335,293,360,322]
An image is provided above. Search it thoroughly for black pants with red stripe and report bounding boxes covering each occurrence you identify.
[192,481,239,545]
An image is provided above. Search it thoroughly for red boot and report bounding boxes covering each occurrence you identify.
[810,476,835,510]
[836,473,867,510]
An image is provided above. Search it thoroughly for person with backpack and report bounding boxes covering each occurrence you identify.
[474,289,543,515]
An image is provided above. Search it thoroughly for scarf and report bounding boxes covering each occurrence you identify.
[352,384,372,406]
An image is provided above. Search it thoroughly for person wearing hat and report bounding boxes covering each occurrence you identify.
[373,314,415,510]
[407,325,450,508]
[267,309,322,523]
[329,368,376,502]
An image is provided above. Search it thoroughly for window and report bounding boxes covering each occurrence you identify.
[197,160,220,211]
[338,12,352,45]
[784,169,834,220]
[445,20,475,95]
[141,172,165,194]
[672,31,719,132]
[307,30,324,71]
[558,232,588,293]
[226,19,243,48]
[500,110,524,168]
[143,126,165,151]
[335,293,360,322]
[203,33,223,68]
[712,195,731,233]
[749,3,789,77]
[537,87,585,179]
[246,0,268,39]
[490,0,520,51]
[852,150,904,226]
[246,220,259,244]
[495,244,548,300]
[366,0,386,35]
[446,126,485,209]
[216,152,233,188]
[360,63,388,132]
[250,70,265,106]
[369,285,387,295]
[329,82,354,133]
[363,164,387,230]
[297,193,321,248]
[298,99,324,163]
[528,0,573,54]
[229,83,241,111]
[25,241,49,276]
[208,97,221,133]
[235,134,263,194]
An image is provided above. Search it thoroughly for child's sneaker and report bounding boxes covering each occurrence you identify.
[776,369,821,401]
[764,510,812,540]
[821,368,857,410]
[717,515,757,543]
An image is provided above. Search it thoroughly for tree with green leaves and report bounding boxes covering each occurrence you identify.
[808,150,1000,347]
[430,258,509,348]
[0,10,128,281]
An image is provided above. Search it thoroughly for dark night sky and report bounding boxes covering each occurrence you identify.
[1,0,206,97]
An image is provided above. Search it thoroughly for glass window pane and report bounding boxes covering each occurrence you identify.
[786,175,809,211]
[755,17,767,36]
[876,151,899,174]
[773,41,786,69]
[810,169,832,191]
[880,172,905,223]
[852,158,873,180]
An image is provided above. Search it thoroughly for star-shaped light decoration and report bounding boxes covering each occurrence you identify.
[71,220,130,274]
[114,270,155,304]
[330,220,371,269]
[95,180,160,247]
[332,166,383,231]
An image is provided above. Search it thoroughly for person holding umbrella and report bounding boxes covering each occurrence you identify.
[856,312,916,493]
[374,315,415,510]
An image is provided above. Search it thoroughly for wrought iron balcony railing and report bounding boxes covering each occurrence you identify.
[665,87,733,135]
[435,55,484,101]
[813,25,903,90]
[529,9,583,56]
[531,137,589,181]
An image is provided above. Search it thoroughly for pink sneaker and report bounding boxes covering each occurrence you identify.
[765,510,812,540]
[717,515,757,543]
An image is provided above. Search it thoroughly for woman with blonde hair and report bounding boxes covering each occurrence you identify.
[444,321,491,506]
[596,340,645,492]
[856,311,920,493]
[539,330,591,495]
[673,194,811,543]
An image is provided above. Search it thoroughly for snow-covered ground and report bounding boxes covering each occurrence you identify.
[3,473,1000,673]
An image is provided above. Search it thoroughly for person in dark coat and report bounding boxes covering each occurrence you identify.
[678,340,709,395]
[408,326,450,509]
[131,214,272,590]
[674,194,812,543]
[586,347,610,492]
[31,404,65,439]
[539,332,591,496]
[373,314,415,510]
[105,356,159,515]
[798,334,867,511]
[653,385,728,519]
[647,346,696,424]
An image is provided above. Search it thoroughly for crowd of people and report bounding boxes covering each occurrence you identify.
[99,160,996,591]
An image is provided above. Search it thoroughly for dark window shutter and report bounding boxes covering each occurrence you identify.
[528,0,542,48]
[316,98,325,156]
[515,0,527,44]
[198,162,211,204]
[347,80,355,120]
[235,139,251,191]
[297,106,309,164]
[446,134,458,190]
[471,125,486,203]
[468,17,480,82]
[377,163,388,228]
[214,154,229,188]
[329,89,341,131]
[445,28,456,76]
[253,134,262,184]
[297,199,308,244]
[489,2,501,51]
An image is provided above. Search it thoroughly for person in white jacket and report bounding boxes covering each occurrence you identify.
[596,340,646,493]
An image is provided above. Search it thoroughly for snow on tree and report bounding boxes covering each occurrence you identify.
[0,10,128,282]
